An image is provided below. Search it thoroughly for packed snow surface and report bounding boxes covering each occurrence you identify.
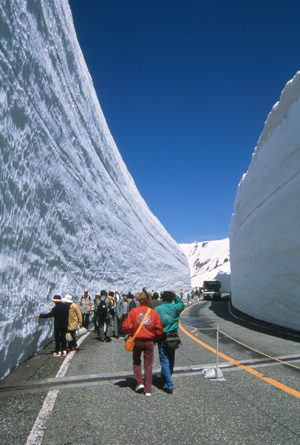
[0,0,190,380]
[180,239,231,293]
[230,72,300,331]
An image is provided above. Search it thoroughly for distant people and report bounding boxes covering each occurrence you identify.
[116,293,129,339]
[35,295,69,356]
[108,290,117,337]
[127,291,134,303]
[78,288,94,330]
[129,293,140,312]
[97,290,113,342]
[155,291,184,394]
[93,292,101,333]
[63,295,82,351]
[150,292,161,309]
[114,290,121,303]
[122,290,163,397]
[108,290,118,338]
[179,289,184,300]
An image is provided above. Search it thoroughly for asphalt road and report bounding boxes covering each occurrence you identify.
[1,298,300,445]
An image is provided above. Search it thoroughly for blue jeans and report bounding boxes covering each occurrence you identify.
[158,342,175,389]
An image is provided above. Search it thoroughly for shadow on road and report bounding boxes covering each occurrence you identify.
[114,374,165,392]
[204,297,300,343]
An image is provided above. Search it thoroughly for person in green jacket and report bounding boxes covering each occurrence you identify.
[155,291,184,394]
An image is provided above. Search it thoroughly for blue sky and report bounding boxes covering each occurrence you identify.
[69,0,300,244]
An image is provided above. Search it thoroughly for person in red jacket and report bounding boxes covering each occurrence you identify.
[122,290,163,396]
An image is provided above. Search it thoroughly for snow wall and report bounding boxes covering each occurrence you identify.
[180,239,231,293]
[229,72,300,331]
[0,0,190,380]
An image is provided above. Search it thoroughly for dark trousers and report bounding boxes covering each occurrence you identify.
[82,313,90,329]
[54,328,67,353]
[118,314,128,337]
[94,313,99,332]
[133,341,154,393]
[67,329,77,349]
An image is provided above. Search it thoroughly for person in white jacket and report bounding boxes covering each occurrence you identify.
[78,288,94,329]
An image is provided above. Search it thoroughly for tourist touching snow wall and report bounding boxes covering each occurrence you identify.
[230,72,300,331]
[0,0,190,380]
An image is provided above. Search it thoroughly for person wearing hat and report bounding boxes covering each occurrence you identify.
[78,288,94,330]
[63,295,82,351]
[35,295,69,356]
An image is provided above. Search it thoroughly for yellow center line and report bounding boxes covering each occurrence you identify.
[179,302,300,399]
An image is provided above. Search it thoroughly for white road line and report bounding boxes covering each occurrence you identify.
[25,389,59,445]
[26,333,89,445]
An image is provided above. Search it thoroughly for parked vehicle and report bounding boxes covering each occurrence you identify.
[203,280,221,300]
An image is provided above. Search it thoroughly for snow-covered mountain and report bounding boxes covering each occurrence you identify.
[230,72,300,331]
[180,239,231,293]
[0,0,190,380]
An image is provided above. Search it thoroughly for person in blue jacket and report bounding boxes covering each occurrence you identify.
[155,291,184,394]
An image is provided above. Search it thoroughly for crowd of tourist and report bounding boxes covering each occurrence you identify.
[35,287,186,396]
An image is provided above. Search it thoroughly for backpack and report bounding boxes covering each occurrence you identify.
[98,299,107,317]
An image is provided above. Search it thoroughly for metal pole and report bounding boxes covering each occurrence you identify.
[216,325,219,376]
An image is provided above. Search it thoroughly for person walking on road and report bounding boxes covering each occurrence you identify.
[116,293,129,338]
[63,295,82,351]
[122,290,163,397]
[35,295,69,356]
[155,291,184,394]
[150,292,161,309]
[93,292,101,333]
[78,288,94,330]
[97,290,113,342]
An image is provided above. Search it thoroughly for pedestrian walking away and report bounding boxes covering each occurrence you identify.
[155,291,184,393]
[35,295,69,356]
[78,288,94,329]
[97,290,114,342]
[63,295,82,351]
[93,292,101,333]
[122,290,163,396]
[150,291,161,309]
[116,292,129,338]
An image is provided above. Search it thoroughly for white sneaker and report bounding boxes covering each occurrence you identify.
[135,384,144,393]
[145,393,151,397]
[53,352,61,356]
[62,351,67,356]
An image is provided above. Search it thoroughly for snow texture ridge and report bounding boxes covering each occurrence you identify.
[230,72,300,331]
[0,0,190,380]
[180,239,231,293]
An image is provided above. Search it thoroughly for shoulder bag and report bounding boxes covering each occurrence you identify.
[125,308,151,351]
[163,330,181,349]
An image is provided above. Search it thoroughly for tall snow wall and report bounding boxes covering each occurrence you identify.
[0,0,190,380]
[229,72,300,331]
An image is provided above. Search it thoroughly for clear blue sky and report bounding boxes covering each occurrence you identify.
[69,0,300,244]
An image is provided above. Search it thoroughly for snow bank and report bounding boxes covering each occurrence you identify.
[229,72,300,331]
[0,0,190,380]
[180,239,231,293]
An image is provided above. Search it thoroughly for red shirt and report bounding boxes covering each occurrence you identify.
[122,304,163,342]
